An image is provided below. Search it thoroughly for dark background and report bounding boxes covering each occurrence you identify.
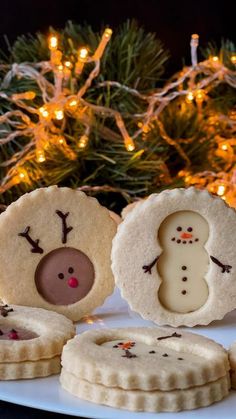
[0,0,235,74]
[0,1,235,417]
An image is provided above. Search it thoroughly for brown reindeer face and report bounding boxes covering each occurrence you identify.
[34,247,94,305]
[18,210,95,306]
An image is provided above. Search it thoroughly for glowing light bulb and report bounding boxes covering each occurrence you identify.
[18,168,27,180]
[212,56,219,62]
[104,28,112,38]
[195,89,205,103]
[78,134,89,149]
[49,35,58,51]
[78,47,89,62]
[36,149,46,163]
[54,109,64,120]
[217,185,226,196]
[231,55,236,64]
[57,64,64,73]
[57,136,66,145]
[64,61,72,68]
[186,92,194,103]
[125,137,135,151]
[221,144,228,151]
[68,98,78,108]
[39,106,49,119]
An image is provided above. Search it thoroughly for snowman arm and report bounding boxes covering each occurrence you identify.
[210,256,232,273]
[142,256,159,274]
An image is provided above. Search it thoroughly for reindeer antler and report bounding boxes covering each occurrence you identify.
[56,210,73,244]
[18,226,44,254]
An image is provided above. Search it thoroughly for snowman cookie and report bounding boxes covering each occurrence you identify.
[0,304,75,379]
[60,327,230,412]
[0,186,116,321]
[112,188,236,326]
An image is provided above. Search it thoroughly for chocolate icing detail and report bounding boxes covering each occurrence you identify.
[210,256,232,273]
[34,247,95,305]
[18,226,44,254]
[122,349,137,359]
[56,210,73,244]
[0,305,14,317]
[157,332,182,341]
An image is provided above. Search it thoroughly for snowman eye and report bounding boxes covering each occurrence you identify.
[176,226,182,231]
[187,227,193,232]
[68,267,74,274]
[58,273,64,279]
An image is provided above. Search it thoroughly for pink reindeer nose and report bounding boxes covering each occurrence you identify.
[68,277,79,288]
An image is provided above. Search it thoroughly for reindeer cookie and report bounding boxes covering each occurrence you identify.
[0,186,116,321]
[112,188,236,326]
[0,303,75,379]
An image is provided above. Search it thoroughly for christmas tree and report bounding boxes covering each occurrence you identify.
[0,21,235,211]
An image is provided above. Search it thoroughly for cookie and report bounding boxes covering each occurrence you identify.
[0,303,75,380]
[60,370,230,412]
[112,187,236,326]
[229,342,236,389]
[0,186,116,321]
[61,327,229,391]
[121,200,142,219]
[0,357,61,380]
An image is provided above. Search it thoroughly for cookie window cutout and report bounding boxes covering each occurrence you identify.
[35,247,95,305]
[0,326,39,341]
[19,209,95,306]
[142,210,232,314]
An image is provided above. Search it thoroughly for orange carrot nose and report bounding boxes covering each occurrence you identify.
[181,232,193,239]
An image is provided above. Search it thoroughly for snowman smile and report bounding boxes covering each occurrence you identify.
[171,237,199,244]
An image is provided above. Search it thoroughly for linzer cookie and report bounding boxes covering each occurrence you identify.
[229,342,236,389]
[0,186,116,321]
[0,304,75,379]
[112,187,236,326]
[60,327,230,412]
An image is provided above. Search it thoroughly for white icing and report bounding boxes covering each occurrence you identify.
[158,211,209,313]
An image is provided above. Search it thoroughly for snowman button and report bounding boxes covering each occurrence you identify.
[181,290,187,295]
[182,277,187,282]
[181,266,187,270]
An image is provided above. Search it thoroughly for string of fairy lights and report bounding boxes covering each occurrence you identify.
[0,31,236,205]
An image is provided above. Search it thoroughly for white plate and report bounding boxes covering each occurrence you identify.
[0,287,236,419]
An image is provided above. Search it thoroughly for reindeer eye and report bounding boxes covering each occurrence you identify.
[68,267,74,274]
[176,226,182,231]
[187,227,193,232]
[58,273,64,279]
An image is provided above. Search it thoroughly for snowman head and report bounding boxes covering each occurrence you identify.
[158,211,209,247]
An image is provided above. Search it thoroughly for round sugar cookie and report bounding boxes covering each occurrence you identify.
[0,186,116,321]
[60,370,229,413]
[61,327,229,391]
[0,304,75,362]
[229,342,236,389]
[112,187,236,326]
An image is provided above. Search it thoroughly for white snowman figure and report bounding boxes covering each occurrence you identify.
[142,210,232,314]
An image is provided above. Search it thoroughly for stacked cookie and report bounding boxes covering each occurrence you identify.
[229,342,236,389]
[60,327,230,412]
[0,304,75,380]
